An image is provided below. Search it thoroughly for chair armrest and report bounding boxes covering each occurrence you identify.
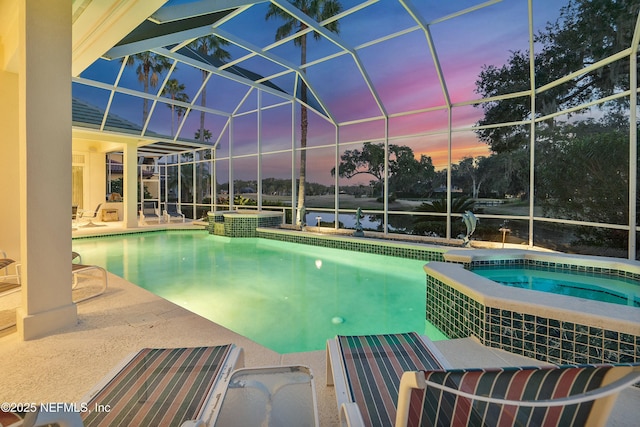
[23,407,83,427]
[339,402,365,427]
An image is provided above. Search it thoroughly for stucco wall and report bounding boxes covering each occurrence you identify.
[0,70,21,260]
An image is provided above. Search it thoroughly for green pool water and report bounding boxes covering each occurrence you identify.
[473,267,640,307]
[73,231,446,353]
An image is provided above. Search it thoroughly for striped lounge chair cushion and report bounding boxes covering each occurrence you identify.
[412,364,631,427]
[0,258,15,270]
[338,332,446,427]
[82,346,231,427]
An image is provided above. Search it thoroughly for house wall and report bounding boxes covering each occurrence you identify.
[71,149,108,214]
[0,70,21,261]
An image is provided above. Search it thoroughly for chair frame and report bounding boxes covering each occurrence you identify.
[0,251,20,285]
[71,263,108,303]
[140,201,162,224]
[326,333,451,427]
[163,203,186,223]
[77,203,104,227]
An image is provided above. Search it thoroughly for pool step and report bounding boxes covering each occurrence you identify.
[433,336,550,368]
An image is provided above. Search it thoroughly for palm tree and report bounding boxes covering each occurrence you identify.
[175,92,190,129]
[266,0,342,225]
[412,196,476,237]
[189,36,231,142]
[162,78,189,136]
[125,52,171,124]
[194,129,212,142]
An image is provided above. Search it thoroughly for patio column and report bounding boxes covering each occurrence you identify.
[123,143,139,228]
[16,0,77,340]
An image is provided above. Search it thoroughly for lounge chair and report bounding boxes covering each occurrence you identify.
[164,203,185,223]
[0,251,20,286]
[140,201,162,224]
[24,345,244,427]
[77,203,105,228]
[72,262,108,303]
[0,258,19,295]
[70,250,108,302]
[395,364,640,427]
[326,332,451,426]
[0,251,105,302]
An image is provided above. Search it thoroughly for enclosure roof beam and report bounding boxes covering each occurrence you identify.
[269,0,387,118]
[209,27,335,122]
[148,0,265,24]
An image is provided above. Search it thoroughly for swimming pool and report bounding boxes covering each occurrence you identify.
[472,266,640,307]
[72,231,446,353]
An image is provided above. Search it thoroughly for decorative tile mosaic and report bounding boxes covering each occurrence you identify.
[207,212,224,234]
[213,223,225,236]
[207,213,283,237]
[425,275,639,366]
[257,229,446,262]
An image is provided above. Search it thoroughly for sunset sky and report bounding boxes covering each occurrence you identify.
[75,0,568,184]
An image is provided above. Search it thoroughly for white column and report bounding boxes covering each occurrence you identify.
[123,143,139,228]
[16,0,77,340]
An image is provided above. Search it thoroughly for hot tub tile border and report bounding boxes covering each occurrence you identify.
[426,274,639,366]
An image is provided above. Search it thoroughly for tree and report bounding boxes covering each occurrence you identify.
[537,0,638,103]
[536,115,631,224]
[194,129,212,142]
[475,0,639,153]
[453,157,487,199]
[331,142,435,198]
[266,0,343,224]
[162,78,189,136]
[125,52,171,124]
[389,152,435,197]
[474,0,638,215]
[478,152,529,199]
[189,36,231,142]
[535,114,637,249]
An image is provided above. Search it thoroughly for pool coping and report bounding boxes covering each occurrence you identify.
[444,248,640,281]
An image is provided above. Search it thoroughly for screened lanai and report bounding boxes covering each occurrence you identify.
[70,0,640,260]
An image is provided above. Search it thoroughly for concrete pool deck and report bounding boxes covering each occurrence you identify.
[1,272,638,426]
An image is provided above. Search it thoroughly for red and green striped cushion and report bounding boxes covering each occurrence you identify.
[82,346,231,427]
[337,332,446,427]
[411,364,624,427]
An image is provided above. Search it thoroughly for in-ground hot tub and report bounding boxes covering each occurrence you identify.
[424,249,639,366]
[207,210,283,237]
